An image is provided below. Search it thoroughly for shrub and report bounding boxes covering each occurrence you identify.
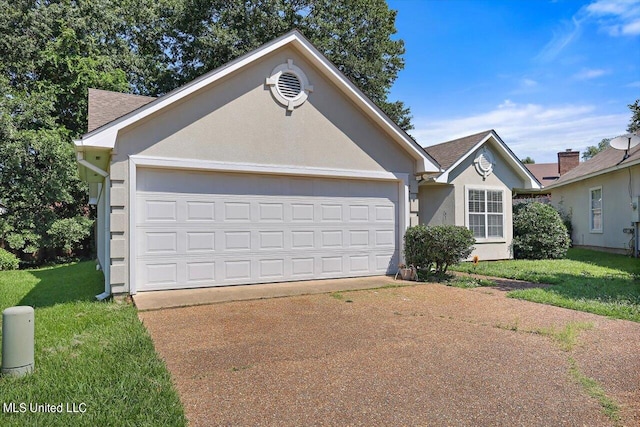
[554,206,573,245]
[47,216,94,256]
[512,202,570,259]
[0,248,20,270]
[404,224,475,275]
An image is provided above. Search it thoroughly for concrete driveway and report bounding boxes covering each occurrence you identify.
[139,282,640,426]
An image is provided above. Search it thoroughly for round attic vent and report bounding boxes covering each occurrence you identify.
[277,72,302,99]
[474,148,495,179]
[266,59,313,111]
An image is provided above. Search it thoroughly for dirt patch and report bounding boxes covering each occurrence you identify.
[140,283,639,426]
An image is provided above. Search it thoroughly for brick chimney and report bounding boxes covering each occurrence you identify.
[558,149,579,175]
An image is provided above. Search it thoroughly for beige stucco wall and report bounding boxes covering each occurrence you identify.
[418,184,455,226]
[550,165,640,252]
[106,45,420,294]
[418,140,525,260]
[116,46,416,173]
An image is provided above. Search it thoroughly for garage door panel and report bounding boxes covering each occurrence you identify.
[259,231,284,249]
[186,201,215,221]
[224,260,251,280]
[136,169,399,291]
[143,200,177,222]
[186,232,215,252]
[186,262,215,283]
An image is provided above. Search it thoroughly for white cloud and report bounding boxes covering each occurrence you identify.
[627,80,640,87]
[586,0,640,36]
[535,17,583,62]
[536,0,640,61]
[573,68,609,79]
[413,100,628,163]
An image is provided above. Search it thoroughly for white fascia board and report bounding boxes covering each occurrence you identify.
[78,31,439,173]
[433,134,493,184]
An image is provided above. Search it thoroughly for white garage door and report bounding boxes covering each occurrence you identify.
[135,168,399,291]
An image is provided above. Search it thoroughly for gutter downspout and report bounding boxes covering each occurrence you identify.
[78,157,111,301]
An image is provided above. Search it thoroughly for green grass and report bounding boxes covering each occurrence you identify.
[450,248,640,322]
[444,276,497,289]
[0,261,187,426]
[568,357,621,423]
[535,321,594,351]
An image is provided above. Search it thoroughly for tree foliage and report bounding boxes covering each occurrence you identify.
[628,99,640,134]
[520,156,535,164]
[582,138,610,161]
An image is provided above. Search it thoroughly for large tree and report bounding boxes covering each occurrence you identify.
[0,0,411,260]
[0,0,176,258]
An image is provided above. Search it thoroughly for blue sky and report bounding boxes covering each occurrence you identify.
[387,0,640,163]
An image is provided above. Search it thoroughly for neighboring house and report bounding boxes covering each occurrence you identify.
[420,131,540,260]
[547,144,640,255]
[515,149,580,201]
[75,31,540,297]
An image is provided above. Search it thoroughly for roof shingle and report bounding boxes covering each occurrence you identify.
[423,130,493,170]
[87,88,155,132]
[552,144,640,186]
[525,163,559,187]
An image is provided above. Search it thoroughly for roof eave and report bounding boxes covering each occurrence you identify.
[547,157,640,189]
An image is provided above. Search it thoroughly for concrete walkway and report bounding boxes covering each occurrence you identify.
[133,275,413,311]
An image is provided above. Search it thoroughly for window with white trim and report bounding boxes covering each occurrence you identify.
[467,188,504,239]
[590,187,602,232]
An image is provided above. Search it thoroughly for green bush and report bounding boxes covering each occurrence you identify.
[404,225,475,275]
[47,216,94,255]
[512,202,570,259]
[0,247,20,270]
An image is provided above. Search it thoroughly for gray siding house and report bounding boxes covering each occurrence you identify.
[547,143,640,255]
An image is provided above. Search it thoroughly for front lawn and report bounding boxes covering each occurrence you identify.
[0,261,187,426]
[450,248,640,322]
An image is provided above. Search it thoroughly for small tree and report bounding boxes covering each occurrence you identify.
[512,202,570,259]
[404,225,475,275]
[47,216,94,256]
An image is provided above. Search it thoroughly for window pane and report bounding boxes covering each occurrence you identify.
[487,191,503,213]
[469,214,485,238]
[488,214,503,237]
[468,190,485,213]
[591,189,601,210]
[592,209,602,230]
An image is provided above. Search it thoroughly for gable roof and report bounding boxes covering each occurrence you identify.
[424,130,492,170]
[547,144,640,188]
[423,130,541,189]
[75,30,439,173]
[87,89,155,132]
[525,163,559,187]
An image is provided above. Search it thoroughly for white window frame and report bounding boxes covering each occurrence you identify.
[465,186,506,242]
[589,186,603,233]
